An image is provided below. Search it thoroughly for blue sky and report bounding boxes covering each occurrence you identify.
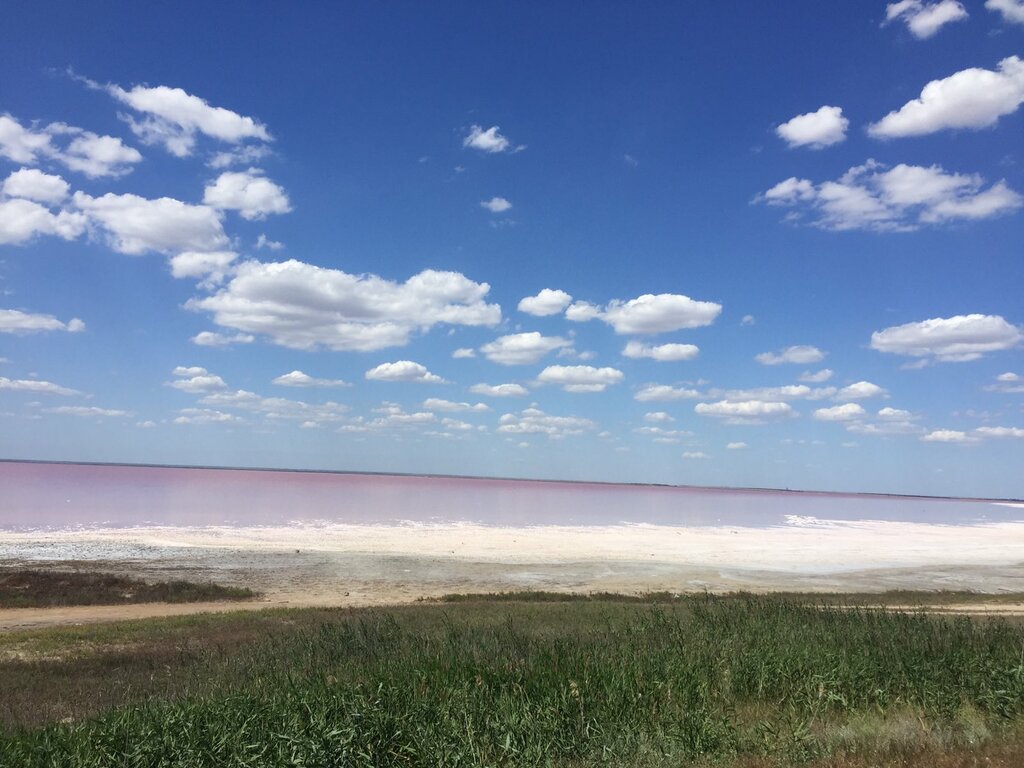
[1,1,1022,497]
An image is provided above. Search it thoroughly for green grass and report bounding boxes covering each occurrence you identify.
[0,569,258,608]
[1,594,1023,766]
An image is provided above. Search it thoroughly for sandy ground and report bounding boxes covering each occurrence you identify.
[2,519,1023,630]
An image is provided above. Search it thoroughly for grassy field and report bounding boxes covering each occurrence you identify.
[1,593,1023,766]
[0,569,258,608]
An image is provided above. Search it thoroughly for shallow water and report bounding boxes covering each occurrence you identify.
[1,460,1018,531]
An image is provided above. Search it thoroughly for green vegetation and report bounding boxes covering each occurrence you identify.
[1,593,1023,766]
[0,569,258,608]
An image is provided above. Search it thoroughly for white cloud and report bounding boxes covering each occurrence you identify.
[976,425,1024,438]
[272,370,349,388]
[0,115,54,163]
[468,383,528,397]
[921,429,976,443]
[878,407,914,420]
[480,197,512,213]
[422,398,489,413]
[136,420,156,428]
[758,161,1022,231]
[871,314,1022,362]
[814,403,866,422]
[200,389,349,426]
[255,233,284,250]
[2,169,69,204]
[682,451,709,459]
[634,384,701,402]
[755,345,825,365]
[869,56,1024,138]
[884,1,968,39]
[72,192,228,255]
[59,132,142,177]
[536,364,624,393]
[987,0,1024,24]
[0,309,85,334]
[622,340,699,362]
[452,347,476,359]
[984,371,1024,393]
[0,198,86,245]
[174,408,244,425]
[799,368,834,383]
[480,332,571,365]
[169,251,237,284]
[0,377,81,396]
[741,315,756,326]
[208,144,272,169]
[106,82,270,157]
[518,289,573,316]
[644,411,674,423]
[167,366,228,394]
[836,381,887,401]
[695,400,795,424]
[727,442,748,450]
[203,168,291,220]
[365,360,445,383]
[187,259,500,352]
[600,294,721,334]
[565,301,602,322]
[497,407,595,438]
[44,405,129,418]
[710,385,835,402]
[463,125,516,153]
[776,106,848,149]
[191,330,254,346]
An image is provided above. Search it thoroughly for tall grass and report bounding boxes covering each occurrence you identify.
[2,595,1023,766]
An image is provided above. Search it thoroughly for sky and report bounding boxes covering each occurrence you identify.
[0,1,1022,498]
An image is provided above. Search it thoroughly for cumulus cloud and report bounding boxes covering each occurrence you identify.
[644,411,674,423]
[174,408,244,425]
[682,451,709,459]
[0,376,82,396]
[463,125,519,153]
[365,360,445,383]
[0,309,85,334]
[187,260,500,352]
[567,293,721,334]
[814,403,867,421]
[755,345,825,365]
[710,385,835,402]
[0,115,141,177]
[497,407,595,438]
[203,168,291,220]
[0,198,86,245]
[727,442,748,450]
[480,332,571,365]
[921,429,977,443]
[776,106,848,148]
[208,144,272,169]
[634,384,702,402]
[518,289,573,316]
[44,405,129,418]
[836,381,887,401]
[536,365,624,393]
[272,370,349,388]
[884,0,968,38]
[2,169,69,204]
[169,251,237,285]
[987,0,1024,24]
[695,400,795,424]
[799,369,834,383]
[422,398,489,413]
[871,314,1022,362]
[480,196,512,213]
[878,407,915,420]
[757,160,1022,231]
[73,192,228,255]
[255,233,284,251]
[104,81,271,157]
[452,347,476,359]
[199,389,349,426]
[468,383,529,397]
[191,330,254,346]
[167,365,228,394]
[870,57,1024,138]
[622,340,699,362]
